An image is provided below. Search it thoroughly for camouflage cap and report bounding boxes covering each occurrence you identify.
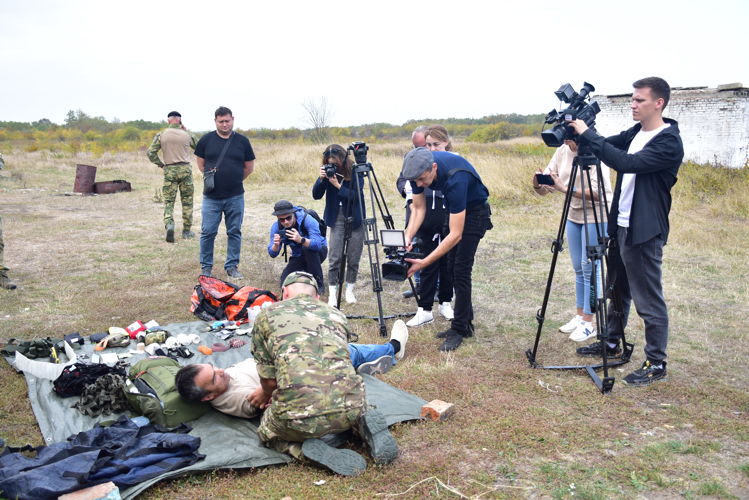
[282,271,319,293]
[401,147,435,180]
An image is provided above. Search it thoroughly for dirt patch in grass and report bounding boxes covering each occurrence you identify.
[1,145,748,499]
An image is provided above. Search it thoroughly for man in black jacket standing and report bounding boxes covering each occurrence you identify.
[567,77,684,387]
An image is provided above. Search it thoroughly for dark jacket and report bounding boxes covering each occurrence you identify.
[312,175,366,229]
[580,118,683,245]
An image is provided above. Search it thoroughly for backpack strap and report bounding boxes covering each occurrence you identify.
[446,167,481,182]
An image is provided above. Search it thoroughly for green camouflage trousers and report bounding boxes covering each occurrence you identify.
[257,405,366,460]
[0,213,8,277]
[163,164,194,230]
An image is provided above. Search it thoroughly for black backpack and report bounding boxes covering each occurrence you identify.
[297,206,326,238]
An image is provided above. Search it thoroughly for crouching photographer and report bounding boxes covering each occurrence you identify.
[268,200,328,294]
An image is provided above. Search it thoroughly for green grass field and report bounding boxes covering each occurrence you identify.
[1,140,748,499]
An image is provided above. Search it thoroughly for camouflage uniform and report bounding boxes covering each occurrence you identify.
[0,213,8,277]
[146,124,198,231]
[252,293,368,459]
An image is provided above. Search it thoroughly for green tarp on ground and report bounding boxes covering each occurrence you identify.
[4,321,427,500]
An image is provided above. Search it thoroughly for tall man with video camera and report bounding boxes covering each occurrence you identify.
[567,77,684,387]
[402,148,492,352]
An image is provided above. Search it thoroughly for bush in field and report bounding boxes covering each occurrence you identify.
[119,126,141,141]
[467,122,533,143]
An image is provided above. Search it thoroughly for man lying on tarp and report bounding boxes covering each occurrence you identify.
[175,272,406,476]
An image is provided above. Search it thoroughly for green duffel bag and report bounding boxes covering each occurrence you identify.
[124,356,212,428]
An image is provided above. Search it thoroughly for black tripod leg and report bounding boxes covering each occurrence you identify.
[527,163,578,367]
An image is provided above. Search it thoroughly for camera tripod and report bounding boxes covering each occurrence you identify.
[525,143,633,394]
[333,143,419,337]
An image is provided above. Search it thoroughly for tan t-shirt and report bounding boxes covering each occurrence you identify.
[161,127,193,166]
[210,358,261,419]
[543,145,613,225]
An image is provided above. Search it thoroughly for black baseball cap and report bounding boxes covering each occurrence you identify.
[167,111,182,118]
[272,200,296,216]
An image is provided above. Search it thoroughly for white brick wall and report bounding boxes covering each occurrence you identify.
[592,88,749,168]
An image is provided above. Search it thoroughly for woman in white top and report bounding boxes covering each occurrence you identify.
[533,139,613,342]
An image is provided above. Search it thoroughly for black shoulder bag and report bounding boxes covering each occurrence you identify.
[203,132,234,194]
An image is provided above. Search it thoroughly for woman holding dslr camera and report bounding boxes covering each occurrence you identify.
[533,138,612,342]
[313,144,365,306]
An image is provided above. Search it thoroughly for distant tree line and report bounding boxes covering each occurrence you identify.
[0,110,546,146]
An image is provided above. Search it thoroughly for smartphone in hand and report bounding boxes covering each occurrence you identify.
[536,174,555,186]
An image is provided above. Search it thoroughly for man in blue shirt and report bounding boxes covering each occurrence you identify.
[402,148,493,351]
[268,200,328,294]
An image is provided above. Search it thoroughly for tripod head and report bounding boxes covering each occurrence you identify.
[348,141,369,165]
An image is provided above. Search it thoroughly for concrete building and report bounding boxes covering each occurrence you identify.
[592,83,749,168]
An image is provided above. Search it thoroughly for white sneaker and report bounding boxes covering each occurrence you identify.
[390,319,409,361]
[345,287,357,304]
[438,302,454,320]
[328,287,338,308]
[559,315,583,333]
[569,323,597,342]
[406,308,434,327]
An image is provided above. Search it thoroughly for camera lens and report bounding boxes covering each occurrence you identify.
[325,165,337,178]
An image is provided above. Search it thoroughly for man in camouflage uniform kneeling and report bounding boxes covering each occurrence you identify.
[248,272,399,476]
[147,111,198,242]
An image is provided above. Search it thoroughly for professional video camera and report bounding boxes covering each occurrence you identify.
[348,141,369,165]
[380,230,423,281]
[541,82,601,147]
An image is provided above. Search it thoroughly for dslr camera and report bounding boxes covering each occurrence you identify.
[325,164,338,178]
[380,230,424,281]
[542,82,601,147]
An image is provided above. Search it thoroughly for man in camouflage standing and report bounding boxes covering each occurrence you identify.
[147,111,198,243]
[247,272,399,476]
[0,154,16,290]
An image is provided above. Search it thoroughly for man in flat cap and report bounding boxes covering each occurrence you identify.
[268,199,328,293]
[147,111,198,242]
[401,148,493,352]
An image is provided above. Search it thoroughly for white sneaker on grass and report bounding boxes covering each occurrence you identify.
[559,315,583,333]
[569,323,597,342]
[328,287,338,308]
[406,308,434,327]
[345,287,357,304]
[438,302,454,320]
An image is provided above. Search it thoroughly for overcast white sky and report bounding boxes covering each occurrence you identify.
[1,0,747,131]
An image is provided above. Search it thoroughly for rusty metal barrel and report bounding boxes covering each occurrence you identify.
[73,164,97,193]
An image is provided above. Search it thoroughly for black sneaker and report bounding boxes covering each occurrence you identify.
[622,361,668,387]
[200,267,212,277]
[226,267,243,279]
[166,223,175,243]
[436,327,456,339]
[356,409,399,465]
[439,333,464,351]
[356,355,393,376]
[576,341,622,359]
[301,438,367,476]
[403,285,419,299]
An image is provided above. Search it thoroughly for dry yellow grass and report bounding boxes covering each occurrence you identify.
[1,142,748,499]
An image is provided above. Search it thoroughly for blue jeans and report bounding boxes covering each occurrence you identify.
[566,220,607,316]
[348,343,395,369]
[200,194,244,270]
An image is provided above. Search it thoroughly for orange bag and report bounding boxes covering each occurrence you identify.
[190,276,277,322]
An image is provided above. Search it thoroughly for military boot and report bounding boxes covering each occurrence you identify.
[0,275,17,290]
[182,230,196,239]
[166,224,175,243]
